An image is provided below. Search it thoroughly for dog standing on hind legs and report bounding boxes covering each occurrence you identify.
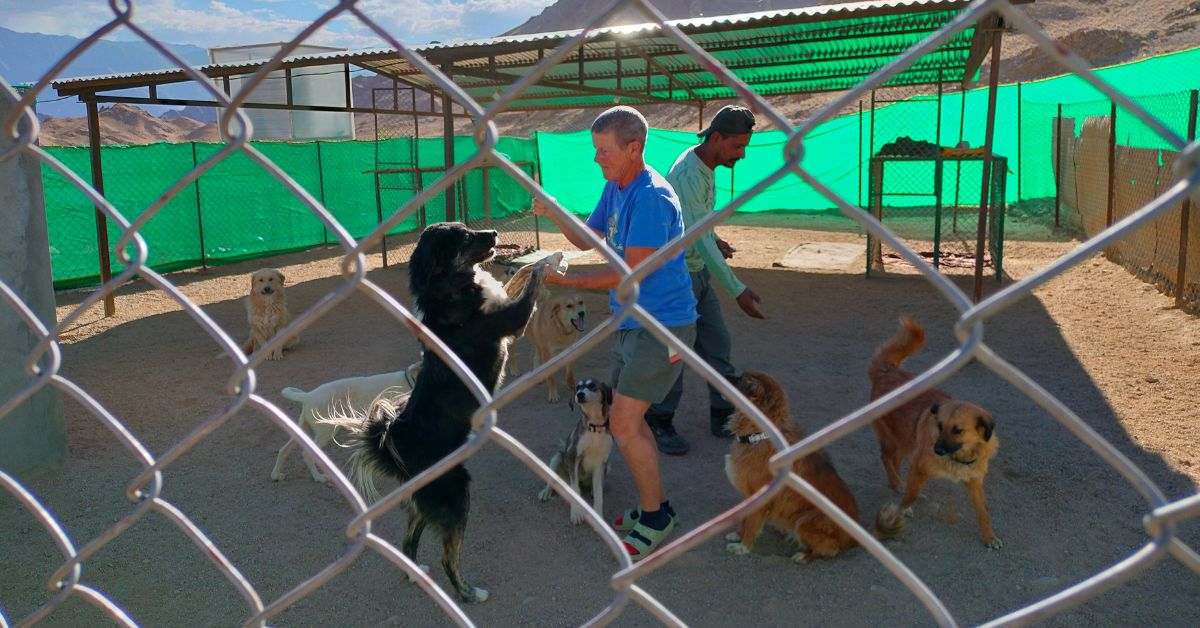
[868,316,1002,549]
[538,379,614,524]
[325,222,544,604]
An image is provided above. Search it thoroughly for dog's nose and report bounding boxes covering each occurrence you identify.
[576,392,587,402]
[262,286,274,294]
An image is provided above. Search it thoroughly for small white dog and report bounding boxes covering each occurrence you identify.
[538,379,614,524]
[271,361,421,483]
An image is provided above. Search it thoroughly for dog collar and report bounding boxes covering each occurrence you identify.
[736,432,770,444]
[587,421,610,433]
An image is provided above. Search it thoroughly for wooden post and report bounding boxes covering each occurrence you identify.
[85,101,115,316]
[1176,90,1198,308]
[972,24,1003,303]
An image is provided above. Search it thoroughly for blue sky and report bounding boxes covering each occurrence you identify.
[0,0,558,48]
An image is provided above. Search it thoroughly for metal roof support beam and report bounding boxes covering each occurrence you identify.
[450,66,682,106]
[81,94,472,118]
[622,40,702,103]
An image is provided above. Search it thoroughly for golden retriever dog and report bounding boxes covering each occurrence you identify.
[526,290,586,402]
[869,316,1001,549]
[242,268,297,360]
[724,371,903,563]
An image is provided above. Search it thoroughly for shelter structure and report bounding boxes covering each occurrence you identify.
[51,0,1026,313]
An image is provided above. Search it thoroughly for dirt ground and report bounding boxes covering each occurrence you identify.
[3,212,1199,627]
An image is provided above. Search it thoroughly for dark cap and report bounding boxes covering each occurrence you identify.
[697,105,756,138]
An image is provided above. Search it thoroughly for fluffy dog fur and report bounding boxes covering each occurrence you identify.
[526,291,586,402]
[538,379,614,524]
[724,371,904,563]
[869,316,1001,549]
[271,362,421,483]
[326,222,542,604]
[242,268,297,360]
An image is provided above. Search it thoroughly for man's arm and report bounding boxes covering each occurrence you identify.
[532,197,601,251]
[546,245,655,290]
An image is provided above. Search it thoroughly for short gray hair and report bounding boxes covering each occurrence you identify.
[591,106,648,150]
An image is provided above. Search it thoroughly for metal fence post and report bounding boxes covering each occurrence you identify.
[316,140,328,246]
[85,101,115,316]
[1055,103,1063,227]
[1106,99,1117,227]
[1176,89,1198,308]
[191,141,207,269]
[1016,82,1022,203]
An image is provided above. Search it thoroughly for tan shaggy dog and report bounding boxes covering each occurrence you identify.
[869,316,1001,549]
[724,371,904,563]
[525,291,586,402]
[242,268,298,360]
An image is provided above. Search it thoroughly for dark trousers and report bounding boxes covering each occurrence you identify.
[646,268,736,419]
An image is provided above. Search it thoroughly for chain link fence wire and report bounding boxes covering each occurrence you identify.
[2,0,1200,626]
[37,135,539,288]
[1038,90,1200,311]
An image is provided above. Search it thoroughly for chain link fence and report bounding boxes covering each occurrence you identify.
[2,0,1200,626]
[1034,90,1200,311]
[38,135,539,288]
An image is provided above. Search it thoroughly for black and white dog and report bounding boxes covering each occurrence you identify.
[330,222,542,604]
[538,379,614,525]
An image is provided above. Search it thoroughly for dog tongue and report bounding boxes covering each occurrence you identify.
[572,315,585,332]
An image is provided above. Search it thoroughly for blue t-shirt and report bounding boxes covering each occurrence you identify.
[585,167,698,330]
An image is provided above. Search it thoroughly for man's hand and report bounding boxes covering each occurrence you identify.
[735,287,765,319]
[532,196,557,218]
[542,263,568,286]
[716,238,736,260]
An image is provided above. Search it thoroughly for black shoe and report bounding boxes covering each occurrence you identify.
[710,408,734,438]
[645,413,689,455]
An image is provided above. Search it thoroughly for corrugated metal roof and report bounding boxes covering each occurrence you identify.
[52,0,1023,109]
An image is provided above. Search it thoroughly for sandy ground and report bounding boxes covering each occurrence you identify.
[3,212,1199,627]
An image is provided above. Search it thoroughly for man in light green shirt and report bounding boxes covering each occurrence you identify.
[643,105,767,455]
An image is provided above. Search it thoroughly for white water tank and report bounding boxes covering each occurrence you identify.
[209,43,355,141]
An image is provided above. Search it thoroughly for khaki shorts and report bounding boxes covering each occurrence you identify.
[609,324,697,403]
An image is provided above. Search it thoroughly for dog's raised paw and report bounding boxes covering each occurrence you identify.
[725,541,750,556]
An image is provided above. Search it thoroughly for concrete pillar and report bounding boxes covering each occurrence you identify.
[0,88,67,475]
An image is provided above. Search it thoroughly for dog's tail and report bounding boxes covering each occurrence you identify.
[280,386,313,404]
[869,316,924,379]
[872,503,906,540]
[317,396,407,504]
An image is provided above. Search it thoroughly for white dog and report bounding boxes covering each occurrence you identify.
[271,361,421,483]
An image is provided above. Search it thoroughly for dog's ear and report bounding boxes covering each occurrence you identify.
[277,270,286,284]
[601,382,613,408]
[408,236,437,296]
[977,414,995,441]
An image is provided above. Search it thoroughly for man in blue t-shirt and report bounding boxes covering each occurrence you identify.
[533,105,697,562]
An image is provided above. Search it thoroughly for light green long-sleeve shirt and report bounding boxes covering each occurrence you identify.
[665,146,746,298]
